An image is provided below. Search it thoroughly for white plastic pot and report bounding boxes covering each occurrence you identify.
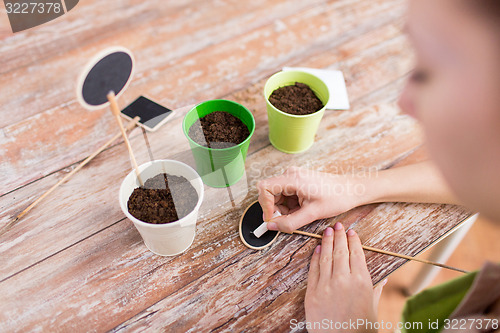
[119,160,204,256]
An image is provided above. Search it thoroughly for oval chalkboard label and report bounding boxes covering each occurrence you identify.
[76,46,134,110]
[239,200,280,250]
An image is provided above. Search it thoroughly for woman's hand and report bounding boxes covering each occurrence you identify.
[257,162,459,234]
[257,167,368,233]
[305,223,386,333]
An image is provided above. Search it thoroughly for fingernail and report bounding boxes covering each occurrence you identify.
[347,229,356,236]
[324,227,333,237]
[315,245,321,254]
[334,222,343,231]
[382,278,388,286]
[267,222,278,230]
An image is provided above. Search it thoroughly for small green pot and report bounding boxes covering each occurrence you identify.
[264,70,330,154]
[182,100,255,188]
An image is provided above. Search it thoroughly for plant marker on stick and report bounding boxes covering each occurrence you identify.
[107,91,143,186]
[240,201,468,273]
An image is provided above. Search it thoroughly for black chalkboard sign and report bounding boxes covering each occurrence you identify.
[239,201,280,250]
[77,47,134,110]
[121,96,173,131]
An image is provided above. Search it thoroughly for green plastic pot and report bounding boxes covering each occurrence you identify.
[182,100,255,188]
[264,70,330,154]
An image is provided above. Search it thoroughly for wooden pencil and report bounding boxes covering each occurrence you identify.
[293,229,469,274]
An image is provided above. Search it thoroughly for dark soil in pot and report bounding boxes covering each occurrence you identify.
[127,173,198,224]
[269,82,324,115]
[188,111,250,149]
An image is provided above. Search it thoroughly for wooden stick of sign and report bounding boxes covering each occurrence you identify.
[1,116,141,237]
[293,230,469,274]
[107,91,144,187]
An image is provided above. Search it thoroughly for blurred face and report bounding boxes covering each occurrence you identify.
[399,0,500,221]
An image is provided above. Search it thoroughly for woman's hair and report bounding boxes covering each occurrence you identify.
[466,1,500,26]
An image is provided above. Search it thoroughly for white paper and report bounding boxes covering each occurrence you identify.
[282,67,350,110]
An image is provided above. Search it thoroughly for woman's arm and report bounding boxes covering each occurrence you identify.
[362,160,461,206]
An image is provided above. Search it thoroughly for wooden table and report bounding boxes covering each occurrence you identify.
[0,0,471,331]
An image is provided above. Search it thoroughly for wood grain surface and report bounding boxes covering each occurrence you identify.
[0,0,471,332]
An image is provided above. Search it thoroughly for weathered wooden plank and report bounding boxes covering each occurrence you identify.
[0,1,474,331]
[112,210,470,333]
[0,0,327,126]
[0,176,470,332]
[0,100,417,280]
[0,27,415,280]
[111,136,469,333]
[0,100,471,331]
[0,0,406,194]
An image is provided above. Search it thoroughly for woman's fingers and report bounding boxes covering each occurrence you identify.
[267,204,315,233]
[257,187,277,221]
[332,222,350,275]
[257,181,283,220]
[257,177,298,221]
[318,227,334,284]
[307,245,321,291]
[347,229,371,277]
[285,195,299,209]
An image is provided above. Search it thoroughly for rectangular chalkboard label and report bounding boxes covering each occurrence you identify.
[121,96,173,132]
